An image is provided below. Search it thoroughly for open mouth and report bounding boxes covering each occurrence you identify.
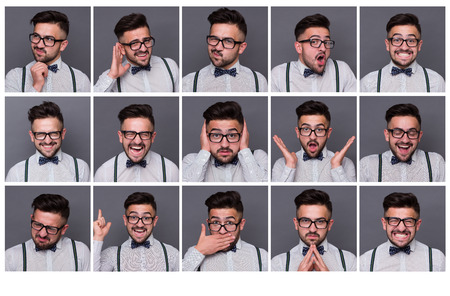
[307,141,319,153]
[396,143,412,156]
[132,227,147,238]
[316,53,326,66]
[392,231,410,241]
[129,145,145,156]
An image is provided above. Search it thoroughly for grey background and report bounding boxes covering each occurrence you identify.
[360,186,445,254]
[271,186,357,257]
[94,186,179,249]
[182,186,268,256]
[271,96,357,168]
[5,97,91,175]
[360,6,445,79]
[93,97,179,172]
[360,96,445,158]
[5,186,90,250]
[182,96,268,157]
[5,7,91,79]
[271,7,357,74]
[182,7,268,78]
[94,7,179,83]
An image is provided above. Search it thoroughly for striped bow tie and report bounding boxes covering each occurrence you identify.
[391,66,412,77]
[214,67,237,77]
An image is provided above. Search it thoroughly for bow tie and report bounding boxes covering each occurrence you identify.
[126,159,147,168]
[214,157,239,167]
[47,64,58,73]
[303,68,323,78]
[302,245,325,256]
[131,240,151,249]
[35,245,57,252]
[389,245,411,256]
[303,152,323,161]
[391,155,412,165]
[230,245,237,252]
[214,67,237,77]
[131,64,151,75]
[39,156,59,165]
[391,66,412,77]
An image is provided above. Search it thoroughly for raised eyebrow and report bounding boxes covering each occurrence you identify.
[392,33,418,38]
[128,211,152,216]
[300,123,326,128]
[210,216,237,221]
[309,34,331,39]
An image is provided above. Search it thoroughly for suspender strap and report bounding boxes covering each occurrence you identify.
[425,151,433,182]
[71,239,78,271]
[25,158,29,182]
[68,65,77,92]
[255,246,262,271]
[285,251,290,271]
[160,241,169,272]
[22,243,27,271]
[285,62,291,92]
[428,246,433,271]
[114,154,119,182]
[338,248,346,271]
[22,66,27,92]
[422,67,430,93]
[332,59,340,92]
[376,69,382,92]
[117,77,122,92]
[161,155,166,182]
[193,71,200,92]
[161,57,175,92]
[73,157,79,182]
[370,247,377,272]
[378,154,382,182]
[117,246,121,271]
[252,70,259,92]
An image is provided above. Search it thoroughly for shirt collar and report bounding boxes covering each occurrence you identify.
[298,238,329,253]
[208,60,241,74]
[34,149,63,163]
[389,60,419,74]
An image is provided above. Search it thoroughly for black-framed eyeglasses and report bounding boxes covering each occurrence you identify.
[206,35,244,49]
[32,131,63,140]
[120,37,155,51]
[31,220,64,235]
[387,37,421,47]
[387,128,421,139]
[208,132,241,143]
[121,130,154,140]
[298,126,329,137]
[297,217,330,229]
[384,217,418,227]
[208,220,241,232]
[29,33,65,47]
[126,215,154,225]
[297,38,335,49]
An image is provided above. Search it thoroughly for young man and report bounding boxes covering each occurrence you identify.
[5,194,90,271]
[94,104,178,182]
[361,13,445,92]
[182,101,267,182]
[94,13,178,92]
[182,191,267,271]
[360,192,445,271]
[6,101,90,182]
[272,100,355,182]
[360,103,445,182]
[272,189,356,271]
[182,7,267,92]
[271,13,356,92]
[93,192,179,271]
[5,10,90,92]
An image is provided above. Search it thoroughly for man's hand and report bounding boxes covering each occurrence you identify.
[239,120,250,150]
[30,62,48,92]
[330,136,355,169]
[194,224,235,256]
[200,121,211,152]
[297,244,329,271]
[93,209,112,241]
[107,43,130,80]
[273,135,298,168]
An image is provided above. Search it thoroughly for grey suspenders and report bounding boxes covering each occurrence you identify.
[369,246,433,271]
[285,248,347,271]
[22,239,79,271]
[286,59,340,92]
[117,241,169,271]
[376,67,430,92]
[377,152,433,182]
[22,65,77,92]
[192,69,260,92]
[113,154,167,182]
[24,156,80,182]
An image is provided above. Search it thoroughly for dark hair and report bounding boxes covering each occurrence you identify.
[28,101,64,127]
[118,104,155,127]
[386,13,421,36]
[294,13,330,39]
[124,192,157,214]
[203,101,244,125]
[114,13,150,40]
[32,194,70,221]
[208,7,247,38]
[385,103,421,126]
[383,192,420,217]
[30,10,70,37]
[296,100,331,124]
[294,189,333,215]
[205,191,244,214]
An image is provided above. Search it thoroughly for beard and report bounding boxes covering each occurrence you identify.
[32,46,60,64]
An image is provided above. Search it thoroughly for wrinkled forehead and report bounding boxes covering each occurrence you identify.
[206,119,242,132]
[208,207,242,220]
[126,203,155,216]
[384,207,419,219]
[298,114,329,127]
[388,25,421,38]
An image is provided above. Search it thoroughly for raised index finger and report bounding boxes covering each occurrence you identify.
[97,209,103,220]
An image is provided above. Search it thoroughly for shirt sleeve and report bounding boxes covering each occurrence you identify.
[76,241,91,271]
[256,72,268,92]
[270,65,283,92]
[165,58,179,92]
[182,72,195,92]
[5,68,22,92]
[94,70,117,92]
[77,158,91,182]
[431,152,445,182]
[238,148,268,182]
[182,150,210,182]
[182,246,205,271]
[271,157,296,182]
[338,61,356,92]
[163,157,180,182]
[432,248,446,271]
[75,70,91,92]
[5,162,23,182]
[271,253,286,271]
[5,245,21,271]
[330,157,356,182]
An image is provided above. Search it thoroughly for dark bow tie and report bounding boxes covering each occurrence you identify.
[126,159,147,168]
[39,156,59,165]
[389,245,411,256]
[302,245,325,256]
[131,240,151,249]
[303,152,323,161]
[131,64,151,75]
[47,64,58,73]
[214,157,239,167]
[35,245,57,252]
[303,68,323,78]
[391,155,412,165]
[214,67,237,77]
[230,245,237,252]
[391,66,412,77]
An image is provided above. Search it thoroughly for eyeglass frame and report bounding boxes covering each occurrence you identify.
[29,33,66,47]
[120,130,154,140]
[387,37,421,47]
[32,130,64,140]
[297,38,335,49]
[387,128,421,139]
[120,37,155,51]
[208,220,242,232]
[296,217,330,229]
[206,35,244,49]
[298,126,330,137]
[31,219,65,235]
[208,132,241,143]
[125,215,154,225]
[384,216,418,227]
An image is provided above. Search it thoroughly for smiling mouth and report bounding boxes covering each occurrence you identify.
[135,51,149,58]
[396,143,412,155]
[129,145,145,155]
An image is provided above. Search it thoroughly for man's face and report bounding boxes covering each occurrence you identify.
[119,26,153,67]
[295,27,331,74]
[382,207,421,248]
[207,119,242,163]
[294,204,333,247]
[208,208,245,252]
[31,23,68,65]
[118,117,156,163]
[31,209,68,250]
[123,204,158,244]
[384,115,423,162]
[29,117,66,158]
[385,25,423,69]
[208,23,247,70]
[296,114,332,158]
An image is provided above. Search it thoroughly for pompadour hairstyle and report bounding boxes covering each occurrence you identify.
[385,103,421,126]
[296,100,331,124]
[383,192,420,217]
[208,7,247,37]
[114,13,150,40]
[294,13,330,40]
[30,10,70,37]
[28,101,64,127]
[124,192,157,214]
[294,189,333,215]
[203,101,244,125]
[205,191,244,214]
[32,194,70,221]
[118,104,155,127]
[386,13,421,36]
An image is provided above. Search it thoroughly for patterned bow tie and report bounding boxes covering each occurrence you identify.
[303,152,323,161]
[230,245,237,253]
[389,245,411,256]
[39,156,59,165]
[303,68,323,78]
[47,64,58,73]
[131,64,151,75]
[302,245,325,256]
[214,157,239,167]
[131,240,151,249]
[391,66,412,77]
[391,155,412,165]
[35,245,57,252]
[126,159,147,168]
[214,67,237,77]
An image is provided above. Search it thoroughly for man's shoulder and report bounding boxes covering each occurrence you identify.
[183,65,209,79]
[271,62,289,73]
[360,153,384,163]
[327,242,356,259]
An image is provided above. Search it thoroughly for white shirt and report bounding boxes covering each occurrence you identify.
[5,57,90,92]
[271,59,356,92]
[182,61,268,92]
[271,239,356,271]
[360,239,445,271]
[5,237,90,271]
[182,239,268,271]
[360,149,445,182]
[6,149,90,182]
[94,235,179,272]
[360,60,445,92]
[94,56,179,92]
[94,151,178,182]
[272,147,356,182]
[182,148,268,182]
